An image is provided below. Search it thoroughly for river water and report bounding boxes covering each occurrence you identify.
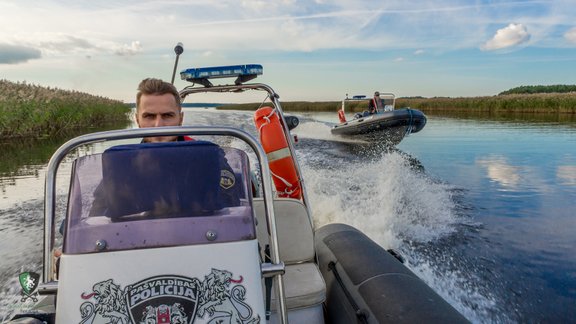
[1,109,575,323]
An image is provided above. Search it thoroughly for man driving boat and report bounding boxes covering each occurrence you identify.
[89,77,240,216]
[55,78,240,276]
[368,91,383,114]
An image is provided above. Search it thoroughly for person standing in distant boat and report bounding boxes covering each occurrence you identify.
[368,91,383,114]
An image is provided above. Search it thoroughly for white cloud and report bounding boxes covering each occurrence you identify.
[2,1,570,56]
[481,23,530,51]
[240,0,295,12]
[5,31,143,58]
[38,35,95,53]
[0,43,41,64]
[114,41,142,56]
[565,27,576,44]
[3,0,576,101]
[241,0,267,11]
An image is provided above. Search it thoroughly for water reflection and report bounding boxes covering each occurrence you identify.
[476,156,521,188]
[424,110,576,124]
[556,165,576,186]
[1,110,575,322]
[0,122,130,209]
[0,123,130,178]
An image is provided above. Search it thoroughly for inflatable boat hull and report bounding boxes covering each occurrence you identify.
[331,108,426,145]
[315,223,469,323]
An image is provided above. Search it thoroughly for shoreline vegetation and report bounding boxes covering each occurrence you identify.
[1,81,575,139]
[1,80,130,139]
[218,92,576,114]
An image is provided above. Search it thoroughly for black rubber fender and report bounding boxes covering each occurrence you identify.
[315,223,469,324]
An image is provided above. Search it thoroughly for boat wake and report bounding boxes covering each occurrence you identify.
[294,123,511,323]
[293,120,366,144]
[0,109,510,322]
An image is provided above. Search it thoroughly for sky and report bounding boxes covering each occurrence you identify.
[1,0,576,103]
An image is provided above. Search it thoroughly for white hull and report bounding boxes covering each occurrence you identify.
[57,241,265,324]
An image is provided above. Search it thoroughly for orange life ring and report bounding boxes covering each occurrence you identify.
[254,106,302,199]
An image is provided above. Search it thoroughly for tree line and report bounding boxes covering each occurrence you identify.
[499,85,576,95]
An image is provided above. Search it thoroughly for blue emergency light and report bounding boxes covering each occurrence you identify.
[180,64,263,87]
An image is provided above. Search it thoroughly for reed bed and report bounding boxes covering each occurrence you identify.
[218,93,576,114]
[395,93,576,114]
[0,80,130,138]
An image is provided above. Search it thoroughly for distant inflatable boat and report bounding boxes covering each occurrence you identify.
[331,93,427,145]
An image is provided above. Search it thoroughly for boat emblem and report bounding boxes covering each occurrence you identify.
[78,269,260,323]
[126,275,200,324]
[18,271,39,302]
[220,169,235,189]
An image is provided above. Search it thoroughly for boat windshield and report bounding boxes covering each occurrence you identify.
[63,141,255,254]
[342,93,395,113]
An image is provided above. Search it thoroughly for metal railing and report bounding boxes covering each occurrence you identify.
[41,126,290,323]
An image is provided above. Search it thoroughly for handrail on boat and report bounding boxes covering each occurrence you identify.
[179,82,314,226]
[42,126,289,323]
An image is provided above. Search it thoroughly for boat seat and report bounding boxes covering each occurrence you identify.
[253,198,326,321]
[254,198,315,264]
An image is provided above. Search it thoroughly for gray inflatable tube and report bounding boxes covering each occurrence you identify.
[315,223,470,323]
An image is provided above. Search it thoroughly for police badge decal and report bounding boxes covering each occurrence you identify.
[18,271,40,302]
[79,269,261,324]
[220,169,235,189]
[126,275,201,324]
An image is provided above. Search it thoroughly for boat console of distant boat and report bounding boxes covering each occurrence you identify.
[9,46,466,323]
[331,92,427,145]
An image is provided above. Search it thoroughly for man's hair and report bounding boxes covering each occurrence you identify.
[136,78,181,109]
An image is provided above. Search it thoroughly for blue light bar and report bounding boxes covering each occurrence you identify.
[180,64,263,86]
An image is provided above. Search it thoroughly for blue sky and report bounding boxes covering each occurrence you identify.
[1,0,575,102]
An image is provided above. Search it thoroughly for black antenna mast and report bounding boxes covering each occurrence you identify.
[171,42,184,84]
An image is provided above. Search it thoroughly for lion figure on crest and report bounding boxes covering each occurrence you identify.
[80,279,129,324]
[197,268,260,324]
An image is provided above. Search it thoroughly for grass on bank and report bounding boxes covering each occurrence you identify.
[218,92,576,114]
[0,80,131,139]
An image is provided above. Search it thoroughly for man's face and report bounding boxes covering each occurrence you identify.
[136,93,183,142]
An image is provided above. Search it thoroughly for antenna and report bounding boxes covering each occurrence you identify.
[171,42,184,84]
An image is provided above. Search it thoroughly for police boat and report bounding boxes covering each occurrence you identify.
[10,62,467,323]
[331,93,427,145]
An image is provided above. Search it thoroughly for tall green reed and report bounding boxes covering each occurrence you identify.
[0,80,130,138]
